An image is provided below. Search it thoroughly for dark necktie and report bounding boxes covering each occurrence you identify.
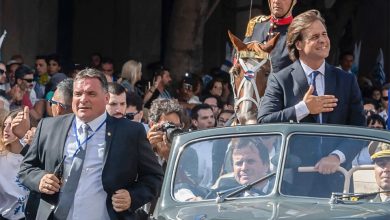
[310,71,320,96]
[310,71,321,123]
[54,123,90,219]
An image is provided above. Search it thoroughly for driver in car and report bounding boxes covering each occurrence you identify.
[210,138,271,198]
[369,141,390,202]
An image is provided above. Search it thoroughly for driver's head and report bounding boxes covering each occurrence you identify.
[369,141,390,191]
[232,138,270,186]
[268,0,296,19]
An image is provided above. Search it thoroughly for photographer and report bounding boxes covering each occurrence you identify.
[147,98,185,163]
[177,73,201,111]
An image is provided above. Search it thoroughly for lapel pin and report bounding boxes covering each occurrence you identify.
[107,132,111,136]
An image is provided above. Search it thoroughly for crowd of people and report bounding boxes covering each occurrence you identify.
[0,0,390,219]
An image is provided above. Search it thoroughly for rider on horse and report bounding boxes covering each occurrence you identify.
[245,0,296,73]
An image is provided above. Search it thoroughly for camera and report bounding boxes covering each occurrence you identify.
[182,72,194,91]
[159,122,184,143]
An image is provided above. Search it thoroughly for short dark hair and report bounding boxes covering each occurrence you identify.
[287,10,326,61]
[15,65,34,80]
[154,66,170,78]
[231,137,270,166]
[74,68,108,92]
[201,94,223,109]
[367,114,386,129]
[47,54,61,66]
[126,92,143,111]
[36,55,49,64]
[108,82,125,95]
[218,109,234,117]
[191,104,213,120]
[149,98,183,123]
[56,78,74,106]
[339,52,354,61]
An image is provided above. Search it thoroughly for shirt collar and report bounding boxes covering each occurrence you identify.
[299,59,326,77]
[75,112,107,132]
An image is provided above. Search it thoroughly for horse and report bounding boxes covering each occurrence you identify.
[227,30,279,125]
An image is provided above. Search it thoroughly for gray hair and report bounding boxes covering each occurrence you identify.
[149,98,183,123]
[74,68,108,92]
[56,78,74,106]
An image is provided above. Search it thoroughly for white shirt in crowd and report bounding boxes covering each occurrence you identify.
[0,152,30,220]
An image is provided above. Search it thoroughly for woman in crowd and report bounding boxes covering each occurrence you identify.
[119,60,143,97]
[0,109,30,220]
[204,78,223,98]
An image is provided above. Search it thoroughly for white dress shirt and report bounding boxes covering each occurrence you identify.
[61,112,110,220]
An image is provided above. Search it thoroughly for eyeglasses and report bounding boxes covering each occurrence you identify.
[23,78,34,83]
[48,99,69,109]
[382,96,388,101]
[125,111,139,120]
[0,69,5,75]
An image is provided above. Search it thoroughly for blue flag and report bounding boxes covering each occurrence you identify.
[387,89,390,130]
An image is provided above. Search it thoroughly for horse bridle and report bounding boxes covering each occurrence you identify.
[231,58,268,121]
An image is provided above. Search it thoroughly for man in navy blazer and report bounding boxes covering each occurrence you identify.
[19,69,163,220]
[258,10,365,196]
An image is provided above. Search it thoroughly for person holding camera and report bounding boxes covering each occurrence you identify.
[147,98,184,164]
[177,73,202,112]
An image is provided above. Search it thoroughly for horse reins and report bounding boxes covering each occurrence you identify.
[231,58,268,121]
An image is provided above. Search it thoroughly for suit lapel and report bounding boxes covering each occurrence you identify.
[58,114,75,161]
[323,63,336,123]
[291,60,309,98]
[103,114,115,167]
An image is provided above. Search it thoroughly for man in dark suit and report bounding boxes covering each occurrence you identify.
[258,10,365,196]
[19,69,163,220]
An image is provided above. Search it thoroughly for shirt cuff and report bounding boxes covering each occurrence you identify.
[330,150,346,164]
[294,101,310,122]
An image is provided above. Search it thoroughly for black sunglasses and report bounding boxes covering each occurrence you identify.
[48,99,69,109]
[382,96,389,101]
[23,78,34,83]
[0,69,5,75]
[125,112,139,120]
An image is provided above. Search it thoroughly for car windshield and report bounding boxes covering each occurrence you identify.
[173,134,282,202]
[281,133,388,200]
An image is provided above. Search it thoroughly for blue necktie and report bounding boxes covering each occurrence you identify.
[54,123,90,219]
[310,71,320,96]
[311,71,321,123]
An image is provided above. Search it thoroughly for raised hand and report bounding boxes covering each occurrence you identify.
[11,106,30,139]
[303,85,338,114]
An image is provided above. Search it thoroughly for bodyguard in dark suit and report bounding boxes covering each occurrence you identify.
[258,10,365,196]
[19,69,163,220]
